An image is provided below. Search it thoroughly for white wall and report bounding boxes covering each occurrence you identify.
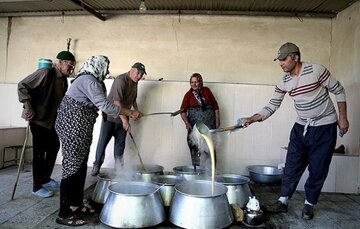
[1,15,331,84]
[0,3,359,193]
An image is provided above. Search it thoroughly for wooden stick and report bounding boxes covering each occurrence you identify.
[129,133,146,171]
[11,122,30,200]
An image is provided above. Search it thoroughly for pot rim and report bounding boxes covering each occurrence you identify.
[108,181,161,196]
[97,173,119,181]
[134,164,164,173]
[174,180,228,198]
[215,173,250,185]
[173,165,206,174]
[151,175,185,186]
[247,165,283,176]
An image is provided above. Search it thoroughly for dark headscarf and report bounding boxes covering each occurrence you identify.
[190,73,203,91]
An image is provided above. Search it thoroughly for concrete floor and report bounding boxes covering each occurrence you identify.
[1,164,360,229]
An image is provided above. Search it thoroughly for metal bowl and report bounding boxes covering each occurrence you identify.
[169,180,233,229]
[215,174,252,208]
[247,165,283,184]
[134,164,164,183]
[151,175,185,206]
[100,181,165,228]
[92,173,119,204]
[173,165,207,180]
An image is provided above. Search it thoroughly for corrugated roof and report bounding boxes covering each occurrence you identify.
[0,0,358,21]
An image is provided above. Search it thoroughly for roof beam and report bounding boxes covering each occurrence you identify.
[0,10,337,18]
[68,0,106,21]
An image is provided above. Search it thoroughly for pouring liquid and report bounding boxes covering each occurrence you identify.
[200,133,216,195]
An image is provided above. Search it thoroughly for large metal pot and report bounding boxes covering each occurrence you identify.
[247,165,283,184]
[135,164,164,182]
[100,181,165,228]
[151,175,185,207]
[173,165,207,180]
[92,173,119,204]
[216,174,252,208]
[169,180,233,229]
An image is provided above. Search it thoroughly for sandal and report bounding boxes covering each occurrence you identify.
[70,204,95,215]
[56,215,87,227]
[80,204,95,214]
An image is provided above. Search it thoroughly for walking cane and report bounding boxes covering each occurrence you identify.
[11,122,30,200]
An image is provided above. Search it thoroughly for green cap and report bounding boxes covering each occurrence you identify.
[274,42,300,61]
[56,51,75,61]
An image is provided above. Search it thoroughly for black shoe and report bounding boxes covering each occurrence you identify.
[91,165,100,176]
[264,201,288,213]
[302,204,314,220]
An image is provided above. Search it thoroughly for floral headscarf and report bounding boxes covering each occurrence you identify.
[77,55,110,82]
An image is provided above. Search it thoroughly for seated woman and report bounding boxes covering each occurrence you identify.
[55,55,142,226]
[180,73,220,168]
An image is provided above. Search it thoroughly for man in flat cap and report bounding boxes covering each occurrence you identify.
[18,50,76,198]
[91,62,146,176]
[238,42,349,220]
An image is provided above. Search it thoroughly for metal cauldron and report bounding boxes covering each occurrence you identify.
[169,180,233,229]
[173,165,207,180]
[92,173,119,204]
[216,174,252,208]
[151,175,185,206]
[247,165,283,184]
[134,164,164,182]
[100,181,165,228]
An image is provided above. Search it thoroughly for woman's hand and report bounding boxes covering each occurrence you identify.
[185,122,192,132]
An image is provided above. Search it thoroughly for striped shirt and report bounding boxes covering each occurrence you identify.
[258,62,346,127]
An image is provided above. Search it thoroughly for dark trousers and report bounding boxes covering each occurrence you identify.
[30,122,60,192]
[93,119,127,168]
[58,155,88,218]
[280,122,337,204]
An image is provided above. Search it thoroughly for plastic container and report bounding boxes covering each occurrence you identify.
[38,58,53,69]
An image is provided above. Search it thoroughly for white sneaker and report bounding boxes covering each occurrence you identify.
[32,187,54,198]
[43,179,60,189]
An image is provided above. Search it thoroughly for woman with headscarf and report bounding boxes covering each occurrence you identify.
[55,55,142,226]
[180,73,220,168]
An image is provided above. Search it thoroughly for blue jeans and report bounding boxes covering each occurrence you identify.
[93,119,127,168]
[280,122,337,204]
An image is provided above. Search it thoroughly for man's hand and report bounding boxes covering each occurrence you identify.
[23,108,35,121]
[122,120,131,132]
[338,117,349,136]
[130,110,143,120]
[239,114,262,128]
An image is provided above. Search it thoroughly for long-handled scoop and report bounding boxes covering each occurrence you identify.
[129,133,146,171]
[143,109,182,117]
[209,125,243,133]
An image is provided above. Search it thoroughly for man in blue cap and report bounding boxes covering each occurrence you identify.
[18,50,76,198]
